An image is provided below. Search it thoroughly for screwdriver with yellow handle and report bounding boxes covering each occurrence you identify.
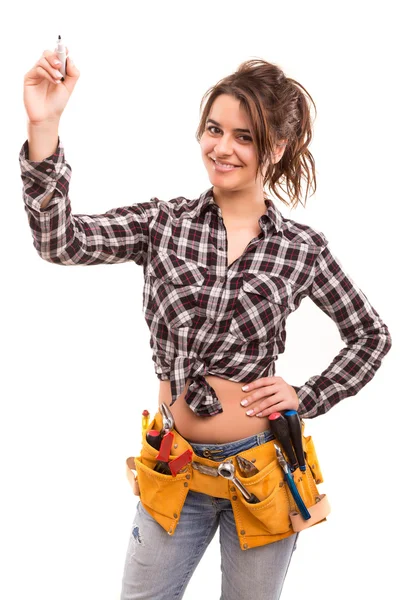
[142,409,150,433]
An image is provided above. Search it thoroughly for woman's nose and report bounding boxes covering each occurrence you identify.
[214,136,234,155]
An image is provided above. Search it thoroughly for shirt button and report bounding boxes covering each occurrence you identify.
[218,246,223,251]
[218,276,224,283]
[46,168,52,173]
[208,318,215,325]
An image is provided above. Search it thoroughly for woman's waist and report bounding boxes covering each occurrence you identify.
[158,375,271,444]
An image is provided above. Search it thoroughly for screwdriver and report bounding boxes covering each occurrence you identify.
[268,412,299,472]
[146,430,162,451]
[142,409,150,433]
[283,410,306,472]
[274,444,311,520]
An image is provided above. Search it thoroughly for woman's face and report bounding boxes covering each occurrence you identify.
[200,93,266,194]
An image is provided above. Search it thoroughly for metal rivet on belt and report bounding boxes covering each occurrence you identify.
[230,486,235,492]
[243,543,248,549]
[232,495,237,501]
[185,474,190,480]
[316,479,321,484]
[251,459,256,463]
[184,482,189,487]
[279,481,284,487]
[168,528,173,534]
[173,513,178,518]
[174,444,178,449]
[240,530,246,535]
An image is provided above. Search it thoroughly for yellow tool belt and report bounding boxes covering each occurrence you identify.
[125,411,330,551]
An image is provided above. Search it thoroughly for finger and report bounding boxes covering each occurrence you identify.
[242,376,281,392]
[43,47,70,71]
[241,383,280,406]
[255,399,296,418]
[244,393,283,416]
[37,56,63,83]
[35,65,62,85]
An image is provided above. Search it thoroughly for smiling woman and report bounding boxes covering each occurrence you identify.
[20,52,392,600]
[195,59,315,209]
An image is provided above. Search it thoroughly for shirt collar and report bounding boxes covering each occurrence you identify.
[197,186,283,235]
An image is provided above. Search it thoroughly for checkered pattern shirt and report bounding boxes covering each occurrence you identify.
[19,137,392,418]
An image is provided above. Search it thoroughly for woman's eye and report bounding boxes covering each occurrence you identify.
[206,126,252,142]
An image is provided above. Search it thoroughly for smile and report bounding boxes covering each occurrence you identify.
[211,158,241,171]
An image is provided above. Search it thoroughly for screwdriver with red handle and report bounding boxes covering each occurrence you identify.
[146,430,162,450]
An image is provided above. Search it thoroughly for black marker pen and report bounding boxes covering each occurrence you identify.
[55,35,66,80]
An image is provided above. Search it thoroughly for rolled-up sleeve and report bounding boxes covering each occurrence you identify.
[19,138,160,266]
[292,239,392,418]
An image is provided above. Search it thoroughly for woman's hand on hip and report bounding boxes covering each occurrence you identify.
[240,376,299,417]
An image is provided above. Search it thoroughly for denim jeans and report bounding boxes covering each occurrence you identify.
[120,429,299,600]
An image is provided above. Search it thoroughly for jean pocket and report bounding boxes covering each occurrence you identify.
[229,272,295,342]
[146,251,208,329]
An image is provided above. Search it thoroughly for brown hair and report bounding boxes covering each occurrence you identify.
[195,58,317,209]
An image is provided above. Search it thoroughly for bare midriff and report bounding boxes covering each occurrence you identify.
[158,375,270,444]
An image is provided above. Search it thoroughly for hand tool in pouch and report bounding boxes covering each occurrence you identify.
[169,449,193,476]
[160,403,175,436]
[154,431,174,474]
[283,410,306,471]
[192,462,220,477]
[142,409,150,433]
[218,461,261,504]
[268,412,299,471]
[235,455,260,477]
[274,444,311,520]
[146,430,162,450]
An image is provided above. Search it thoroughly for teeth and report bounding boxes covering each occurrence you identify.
[214,160,237,169]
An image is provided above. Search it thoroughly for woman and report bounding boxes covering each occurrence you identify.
[21,49,392,600]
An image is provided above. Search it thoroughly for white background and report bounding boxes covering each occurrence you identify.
[1,1,399,598]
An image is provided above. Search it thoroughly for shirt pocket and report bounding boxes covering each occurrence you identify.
[146,251,207,329]
[229,272,295,342]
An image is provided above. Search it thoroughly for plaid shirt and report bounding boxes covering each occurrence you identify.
[20,137,392,418]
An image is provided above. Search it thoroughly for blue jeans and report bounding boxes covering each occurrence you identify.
[120,429,299,600]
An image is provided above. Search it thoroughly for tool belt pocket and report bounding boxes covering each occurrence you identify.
[232,434,327,538]
[303,434,324,484]
[234,454,293,536]
[134,455,190,521]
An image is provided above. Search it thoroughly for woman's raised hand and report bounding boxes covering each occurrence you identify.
[23,47,80,125]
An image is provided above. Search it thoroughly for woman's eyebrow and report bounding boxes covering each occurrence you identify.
[206,118,251,134]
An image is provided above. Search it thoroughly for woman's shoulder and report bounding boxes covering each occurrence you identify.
[280,212,328,249]
[149,189,209,219]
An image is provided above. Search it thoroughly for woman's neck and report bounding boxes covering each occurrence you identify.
[212,186,268,224]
